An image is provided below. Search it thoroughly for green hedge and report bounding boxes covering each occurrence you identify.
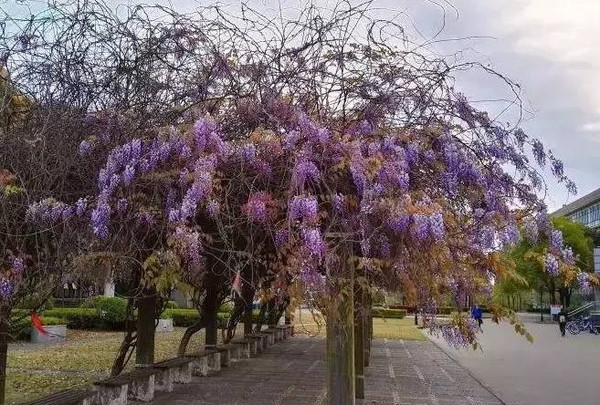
[10,316,67,340]
[371,308,407,319]
[44,308,103,329]
[161,309,231,328]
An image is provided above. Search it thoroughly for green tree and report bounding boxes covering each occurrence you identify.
[499,217,594,309]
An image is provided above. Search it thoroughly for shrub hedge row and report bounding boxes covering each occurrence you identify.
[371,308,407,319]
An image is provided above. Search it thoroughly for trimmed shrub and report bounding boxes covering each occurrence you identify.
[44,308,100,329]
[80,296,128,329]
[372,308,407,319]
[165,300,179,309]
[162,309,198,326]
[388,304,417,313]
[10,315,67,340]
[161,309,232,328]
[219,302,234,314]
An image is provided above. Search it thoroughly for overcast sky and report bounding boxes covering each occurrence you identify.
[4,0,598,211]
[377,0,600,211]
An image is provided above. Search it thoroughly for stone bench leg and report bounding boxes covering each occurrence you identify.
[207,351,221,374]
[235,342,251,359]
[219,349,231,367]
[190,356,209,377]
[154,368,174,393]
[248,340,258,356]
[128,375,155,402]
[174,363,193,383]
[94,385,128,405]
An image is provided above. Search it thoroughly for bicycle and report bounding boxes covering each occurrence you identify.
[566,316,599,335]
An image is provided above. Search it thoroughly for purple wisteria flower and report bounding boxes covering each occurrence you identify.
[26,198,74,224]
[274,229,289,248]
[91,197,111,238]
[117,198,128,214]
[577,272,592,294]
[206,199,220,218]
[387,213,410,234]
[301,227,326,258]
[75,198,88,217]
[562,246,575,266]
[545,254,560,277]
[0,278,13,300]
[78,139,96,157]
[411,214,430,242]
[550,229,563,255]
[243,192,272,224]
[11,257,25,274]
[429,212,445,242]
[289,195,318,223]
[291,156,320,189]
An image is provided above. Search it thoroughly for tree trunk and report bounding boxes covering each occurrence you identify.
[204,285,219,349]
[243,299,253,335]
[0,311,9,405]
[354,280,365,399]
[326,284,355,405]
[326,248,355,405]
[136,291,157,365]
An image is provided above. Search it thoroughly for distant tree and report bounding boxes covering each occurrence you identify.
[500,216,595,309]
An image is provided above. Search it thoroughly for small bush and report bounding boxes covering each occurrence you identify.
[80,296,128,329]
[388,305,417,313]
[162,308,231,328]
[44,308,101,330]
[372,308,407,319]
[41,316,68,326]
[219,302,234,314]
[165,300,179,309]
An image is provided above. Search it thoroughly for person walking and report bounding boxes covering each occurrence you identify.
[557,307,567,337]
[471,304,483,331]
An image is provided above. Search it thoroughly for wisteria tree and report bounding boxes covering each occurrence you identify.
[0,0,588,403]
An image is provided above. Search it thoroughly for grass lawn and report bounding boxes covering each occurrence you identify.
[294,311,424,341]
[6,328,207,404]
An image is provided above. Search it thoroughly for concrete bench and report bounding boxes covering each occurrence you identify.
[244,333,267,351]
[259,329,276,345]
[24,389,95,405]
[94,368,158,404]
[231,338,256,358]
[215,344,242,367]
[276,325,290,339]
[267,327,284,342]
[186,349,219,376]
[152,357,194,392]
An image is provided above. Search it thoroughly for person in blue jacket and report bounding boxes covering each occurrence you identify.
[471,304,483,331]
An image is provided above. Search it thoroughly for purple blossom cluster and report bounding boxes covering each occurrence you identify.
[0,278,13,300]
[550,229,563,255]
[544,254,560,277]
[274,229,289,248]
[499,223,520,248]
[577,272,592,294]
[26,198,74,224]
[194,119,226,155]
[410,212,445,243]
[289,195,318,223]
[172,226,203,271]
[243,192,272,224]
[301,227,326,258]
[291,156,321,189]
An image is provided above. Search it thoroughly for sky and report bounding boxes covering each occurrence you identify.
[3,0,599,211]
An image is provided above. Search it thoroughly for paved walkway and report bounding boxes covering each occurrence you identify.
[429,320,600,405]
[147,336,501,404]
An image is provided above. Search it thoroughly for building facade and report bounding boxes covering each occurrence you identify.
[553,188,600,301]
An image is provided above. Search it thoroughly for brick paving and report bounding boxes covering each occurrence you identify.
[147,336,502,405]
